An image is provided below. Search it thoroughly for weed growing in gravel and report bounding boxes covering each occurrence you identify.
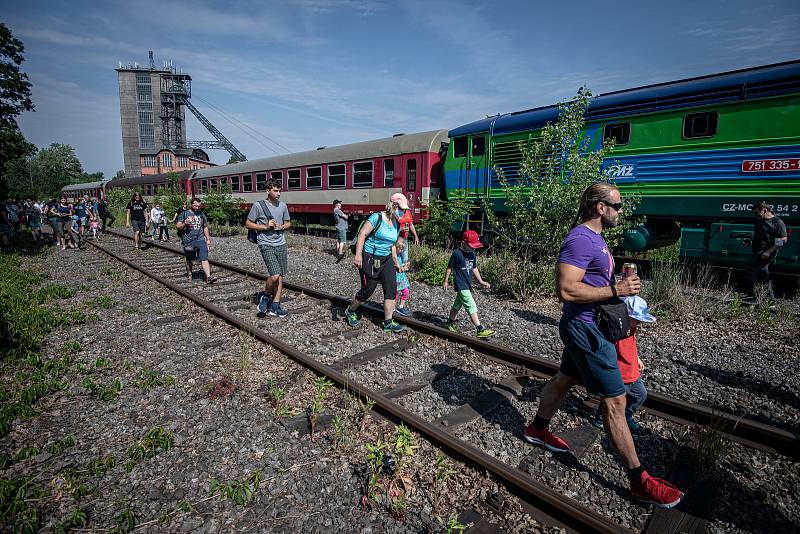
[85,455,116,477]
[63,340,82,354]
[54,506,89,533]
[0,477,47,531]
[365,440,386,505]
[264,378,293,418]
[111,501,137,533]
[695,420,729,470]
[133,367,175,389]
[58,468,93,501]
[432,454,456,513]
[47,434,78,455]
[210,471,262,505]
[331,414,346,449]
[359,398,376,432]
[93,295,115,308]
[14,446,40,462]
[728,293,743,318]
[309,376,334,438]
[238,329,253,374]
[392,423,417,474]
[438,512,468,533]
[82,376,123,401]
[125,427,174,472]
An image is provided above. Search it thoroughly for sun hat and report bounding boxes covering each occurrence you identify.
[462,230,483,249]
[623,295,656,323]
[389,192,409,210]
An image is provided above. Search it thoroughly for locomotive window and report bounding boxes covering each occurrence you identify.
[256,173,267,192]
[383,159,395,187]
[270,171,283,188]
[306,167,322,189]
[353,161,373,188]
[328,164,345,189]
[230,175,240,192]
[453,137,468,158]
[603,123,630,145]
[471,137,485,157]
[682,112,718,139]
[406,159,417,192]
[287,169,301,190]
[242,174,253,193]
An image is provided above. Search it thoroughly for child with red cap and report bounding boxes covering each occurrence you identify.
[443,230,495,339]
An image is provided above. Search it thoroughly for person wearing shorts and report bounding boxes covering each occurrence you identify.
[126,192,149,250]
[344,193,407,334]
[54,197,73,250]
[175,197,216,284]
[522,183,683,509]
[246,180,291,318]
[333,199,349,263]
[443,230,494,339]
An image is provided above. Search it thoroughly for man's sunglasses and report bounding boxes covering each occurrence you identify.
[603,200,623,211]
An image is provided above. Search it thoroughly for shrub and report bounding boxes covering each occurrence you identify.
[409,246,450,286]
[417,197,472,248]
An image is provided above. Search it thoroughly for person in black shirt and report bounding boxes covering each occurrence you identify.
[98,198,115,233]
[125,192,149,250]
[747,201,788,300]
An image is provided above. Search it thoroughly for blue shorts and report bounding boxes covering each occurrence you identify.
[184,238,209,261]
[558,317,626,398]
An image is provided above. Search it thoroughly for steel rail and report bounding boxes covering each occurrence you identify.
[104,230,799,461]
[88,236,634,534]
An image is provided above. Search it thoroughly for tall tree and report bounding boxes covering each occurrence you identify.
[15,143,84,198]
[0,23,34,129]
[114,169,125,180]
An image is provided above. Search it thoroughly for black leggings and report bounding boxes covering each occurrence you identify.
[356,252,397,302]
[101,214,115,232]
[158,226,170,240]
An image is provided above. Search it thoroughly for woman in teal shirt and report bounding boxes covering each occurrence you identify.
[344,193,409,333]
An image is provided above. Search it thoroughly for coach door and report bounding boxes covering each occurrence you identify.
[404,156,419,207]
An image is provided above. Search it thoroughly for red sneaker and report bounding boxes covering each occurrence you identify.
[630,471,684,508]
[523,423,570,453]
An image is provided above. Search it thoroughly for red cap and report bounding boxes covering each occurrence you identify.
[462,230,483,249]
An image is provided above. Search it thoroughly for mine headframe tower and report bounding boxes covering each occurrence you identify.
[160,72,247,162]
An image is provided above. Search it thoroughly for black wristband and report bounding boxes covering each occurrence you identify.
[610,284,618,298]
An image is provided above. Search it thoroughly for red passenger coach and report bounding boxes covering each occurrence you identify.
[188,130,449,225]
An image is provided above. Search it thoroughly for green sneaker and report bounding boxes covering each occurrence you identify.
[345,306,361,328]
[476,327,496,339]
[383,320,406,333]
[445,320,457,332]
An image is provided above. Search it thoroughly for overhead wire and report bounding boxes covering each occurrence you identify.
[194,95,291,155]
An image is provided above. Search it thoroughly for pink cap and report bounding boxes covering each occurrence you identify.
[390,193,410,210]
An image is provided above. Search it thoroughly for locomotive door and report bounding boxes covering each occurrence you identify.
[469,135,488,197]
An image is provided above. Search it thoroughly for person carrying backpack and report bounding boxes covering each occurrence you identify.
[344,193,407,334]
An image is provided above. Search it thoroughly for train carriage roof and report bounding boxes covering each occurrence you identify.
[192,130,449,179]
[106,170,193,188]
[449,59,800,138]
[62,181,106,192]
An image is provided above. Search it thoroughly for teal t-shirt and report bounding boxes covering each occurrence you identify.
[363,212,399,257]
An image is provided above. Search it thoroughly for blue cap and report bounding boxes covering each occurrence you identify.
[623,295,657,323]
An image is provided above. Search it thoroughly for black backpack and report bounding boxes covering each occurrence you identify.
[349,213,383,255]
[247,201,273,244]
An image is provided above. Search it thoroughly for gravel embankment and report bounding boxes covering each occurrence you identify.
[1,241,555,533]
[97,229,800,532]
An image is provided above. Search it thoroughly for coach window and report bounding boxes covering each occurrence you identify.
[230,175,240,192]
[209,178,218,192]
[270,171,283,188]
[353,161,373,188]
[306,167,322,189]
[603,122,630,145]
[242,174,253,193]
[406,159,417,192]
[328,164,345,189]
[256,173,267,192]
[453,137,468,158]
[287,169,301,190]
[471,136,485,157]
[683,111,718,139]
[383,159,394,187]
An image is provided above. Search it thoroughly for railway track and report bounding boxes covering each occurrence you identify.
[87,231,798,533]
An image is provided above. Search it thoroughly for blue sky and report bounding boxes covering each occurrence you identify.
[5,0,800,177]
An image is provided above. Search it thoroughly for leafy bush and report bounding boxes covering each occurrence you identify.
[483,87,641,301]
[417,197,472,248]
[202,185,245,224]
[409,246,450,286]
[151,172,188,221]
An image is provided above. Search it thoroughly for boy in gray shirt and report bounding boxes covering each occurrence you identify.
[333,199,349,263]
[245,179,292,317]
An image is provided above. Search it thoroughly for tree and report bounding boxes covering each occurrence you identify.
[227,155,241,164]
[24,143,84,198]
[0,128,35,197]
[78,171,104,183]
[484,87,641,301]
[114,169,125,180]
[0,23,34,130]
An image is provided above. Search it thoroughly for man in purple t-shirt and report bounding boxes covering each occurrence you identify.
[522,183,683,509]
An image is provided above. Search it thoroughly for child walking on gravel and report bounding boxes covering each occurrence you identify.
[592,295,655,431]
[395,239,411,316]
[443,230,495,339]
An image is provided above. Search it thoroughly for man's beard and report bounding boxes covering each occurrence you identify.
[600,213,618,229]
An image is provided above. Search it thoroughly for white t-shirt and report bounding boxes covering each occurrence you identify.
[150,207,164,224]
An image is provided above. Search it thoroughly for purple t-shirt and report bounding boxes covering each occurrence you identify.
[558,225,614,323]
